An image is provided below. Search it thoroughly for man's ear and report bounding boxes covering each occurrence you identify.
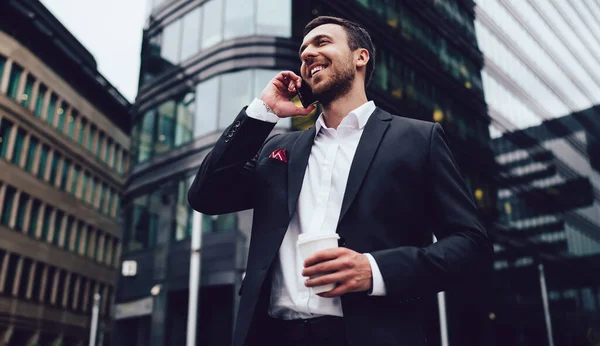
[355,48,370,69]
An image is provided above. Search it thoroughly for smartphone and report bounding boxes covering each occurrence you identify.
[296,79,318,108]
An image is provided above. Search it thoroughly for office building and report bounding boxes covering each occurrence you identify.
[0,1,131,344]
[475,0,600,344]
[114,1,493,345]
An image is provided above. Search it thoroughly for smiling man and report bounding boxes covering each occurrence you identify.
[188,16,492,346]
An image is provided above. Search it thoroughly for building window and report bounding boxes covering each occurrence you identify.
[67,109,78,140]
[74,221,83,254]
[98,183,106,212]
[256,0,291,37]
[161,19,182,65]
[174,179,192,241]
[87,124,97,152]
[181,6,202,61]
[155,100,176,155]
[43,266,56,303]
[88,177,97,205]
[40,206,53,241]
[81,171,89,199]
[70,165,80,194]
[11,128,26,165]
[0,56,5,82]
[60,159,70,191]
[3,254,19,296]
[96,131,105,158]
[37,144,50,179]
[68,274,78,310]
[54,269,67,306]
[194,76,219,138]
[56,104,67,132]
[7,63,23,100]
[31,263,42,301]
[1,185,16,226]
[0,117,14,159]
[18,258,32,298]
[201,0,223,49]
[175,92,194,146]
[77,277,87,311]
[21,75,35,108]
[64,215,74,250]
[78,117,88,146]
[25,136,38,173]
[28,199,41,237]
[46,93,58,127]
[52,210,64,246]
[15,193,29,232]
[112,143,120,168]
[219,69,252,128]
[126,193,159,251]
[49,152,61,186]
[224,0,255,40]
[34,84,47,118]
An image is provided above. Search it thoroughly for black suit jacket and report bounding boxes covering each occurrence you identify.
[188,107,492,346]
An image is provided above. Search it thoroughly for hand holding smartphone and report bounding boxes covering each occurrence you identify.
[296,79,318,108]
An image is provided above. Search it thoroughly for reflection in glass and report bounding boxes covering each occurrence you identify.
[175,93,194,146]
[201,0,224,49]
[219,69,252,128]
[174,179,193,241]
[181,7,202,61]
[22,75,35,108]
[34,84,47,118]
[162,20,182,66]
[127,193,160,251]
[194,76,219,137]
[138,109,156,162]
[224,0,255,40]
[155,100,176,154]
[7,64,23,100]
[256,0,291,37]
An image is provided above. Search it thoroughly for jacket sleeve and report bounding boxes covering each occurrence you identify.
[187,108,278,215]
[371,123,493,298]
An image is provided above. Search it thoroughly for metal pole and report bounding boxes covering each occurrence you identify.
[433,235,449,346]
[538,263,554,346]
[186,212,203,346]
[89,293,101,346]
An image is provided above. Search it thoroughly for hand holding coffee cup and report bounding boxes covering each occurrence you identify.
[300,234,374,297]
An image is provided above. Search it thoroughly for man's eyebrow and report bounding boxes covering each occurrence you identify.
[299,34,332,56]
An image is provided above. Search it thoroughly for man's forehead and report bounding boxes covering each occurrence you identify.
[302,23,347,44]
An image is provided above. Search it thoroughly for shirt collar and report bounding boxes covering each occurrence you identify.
[314,101,376,136]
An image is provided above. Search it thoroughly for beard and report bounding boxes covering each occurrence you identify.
[311,57,355,106]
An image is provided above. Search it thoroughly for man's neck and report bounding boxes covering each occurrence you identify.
[321,86,368,129]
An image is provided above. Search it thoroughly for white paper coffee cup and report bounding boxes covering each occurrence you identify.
[297,232,340,294]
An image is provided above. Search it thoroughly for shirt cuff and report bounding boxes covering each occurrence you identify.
[246,98,280,123]
[365,253,387,296]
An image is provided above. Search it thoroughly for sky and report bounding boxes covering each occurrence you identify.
[40,0,148,103]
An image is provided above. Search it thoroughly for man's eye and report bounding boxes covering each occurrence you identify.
[319,40,329,46]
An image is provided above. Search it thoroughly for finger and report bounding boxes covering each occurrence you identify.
[288,80,296,93]
[305,271,348,288]
[303,257,346,277]
[279,71,301,83]
[304,247,349,268]
[318,284,350,298]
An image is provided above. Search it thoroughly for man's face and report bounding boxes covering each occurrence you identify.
[299,24,356,104]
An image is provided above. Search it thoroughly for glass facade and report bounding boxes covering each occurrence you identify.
[132,69,290,165]
[141,0,291,86]
[476,0,600,345]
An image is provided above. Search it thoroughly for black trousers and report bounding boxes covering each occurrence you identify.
[268,316,348,346]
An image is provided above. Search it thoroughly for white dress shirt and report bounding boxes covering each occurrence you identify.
[246,98,386,320]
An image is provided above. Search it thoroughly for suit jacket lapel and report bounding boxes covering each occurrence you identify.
[288,126,316,217]
[339,108,392,223]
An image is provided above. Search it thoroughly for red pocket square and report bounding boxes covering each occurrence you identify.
[269,148,288,163]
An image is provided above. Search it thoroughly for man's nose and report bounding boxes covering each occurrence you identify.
[300,45,318,63]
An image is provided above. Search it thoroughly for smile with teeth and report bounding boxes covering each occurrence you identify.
[311,65,327,77]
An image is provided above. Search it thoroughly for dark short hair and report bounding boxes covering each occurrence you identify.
[303,16,376,87]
